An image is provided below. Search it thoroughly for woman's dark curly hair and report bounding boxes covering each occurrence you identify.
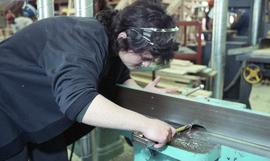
[96,0,178,65]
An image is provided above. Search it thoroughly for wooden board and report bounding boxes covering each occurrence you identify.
[131,75,212,97]
[252,48,270,56]
[156,69,202,80]
[130,59,214,97]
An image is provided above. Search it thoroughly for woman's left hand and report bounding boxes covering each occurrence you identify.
[144,76,178,94]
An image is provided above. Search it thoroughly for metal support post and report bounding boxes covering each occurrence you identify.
[37,0,54,20]
[210,0,228,99]
[251,0,262,45]
[74,0,94,17]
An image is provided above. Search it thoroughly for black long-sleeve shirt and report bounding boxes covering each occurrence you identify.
[0,16,130,159]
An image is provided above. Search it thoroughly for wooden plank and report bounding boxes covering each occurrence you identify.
[166,0,183,15]
[114,0,134,10]
[197,68,217,77]
[158,68,187,75]
[252,48,270,56]
[169,59,207,74]
[170,59,193,66]
[170,65,207,74]
[158,75,193,84]
[131,72,152,78]
[131,75,211,97]
[157,69,202,80]
[130,59,213,97]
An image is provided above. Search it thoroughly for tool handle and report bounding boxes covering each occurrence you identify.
[176,124,192,133]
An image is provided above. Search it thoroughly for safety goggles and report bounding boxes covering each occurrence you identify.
[129,26,179,50]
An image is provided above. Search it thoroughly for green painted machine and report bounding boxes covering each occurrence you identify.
[129,143,270,161]
[115,85,270,161]
[125,132,270,161]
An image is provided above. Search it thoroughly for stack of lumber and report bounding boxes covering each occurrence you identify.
[251,48,270,57]
[131,59,216,97]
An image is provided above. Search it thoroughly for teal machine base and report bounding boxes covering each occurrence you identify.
[133,143,220,161]
[132,144,270,161]
[219,146,270,161]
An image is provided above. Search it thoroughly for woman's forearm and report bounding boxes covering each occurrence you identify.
[81,94,176,148]
[82,94,148,132]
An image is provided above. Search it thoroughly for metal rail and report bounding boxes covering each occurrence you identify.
[115,85,270,157]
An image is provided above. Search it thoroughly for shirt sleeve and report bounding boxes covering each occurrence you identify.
[117,63,131,84]
[39,21,108,120]
[76,102,90,122]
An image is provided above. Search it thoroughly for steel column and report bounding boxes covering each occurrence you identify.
[210,0,228,99]
[74,0,94,17]
[251,0,262,45]
[37,0,54,20]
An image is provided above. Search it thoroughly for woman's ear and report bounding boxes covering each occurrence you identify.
[117,32,127,39]
[117,32,129,52]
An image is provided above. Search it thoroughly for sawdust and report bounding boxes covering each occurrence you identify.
[170,126,217,153]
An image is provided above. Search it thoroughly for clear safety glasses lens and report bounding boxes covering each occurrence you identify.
[131,27,179,48]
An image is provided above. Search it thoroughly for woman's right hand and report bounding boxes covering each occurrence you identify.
[141,118,176,148]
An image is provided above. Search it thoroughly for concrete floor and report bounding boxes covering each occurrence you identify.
[69,84,270,161]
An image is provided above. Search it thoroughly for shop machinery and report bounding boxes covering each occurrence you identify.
[115,85,270,161]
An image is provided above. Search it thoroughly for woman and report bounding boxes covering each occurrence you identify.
[0,1,179,160]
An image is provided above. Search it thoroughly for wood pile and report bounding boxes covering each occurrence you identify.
[131,59,216,97]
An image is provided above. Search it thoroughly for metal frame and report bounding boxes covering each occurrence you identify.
[175,21,202,64]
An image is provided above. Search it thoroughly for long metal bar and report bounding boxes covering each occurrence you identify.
[251,0,262,45]
[74,0,94,17]
[210,0,228,99]
[115,86,270,157]
[37,0,54,20]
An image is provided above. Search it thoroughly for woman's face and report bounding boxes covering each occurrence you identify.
[119,50,154,70]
